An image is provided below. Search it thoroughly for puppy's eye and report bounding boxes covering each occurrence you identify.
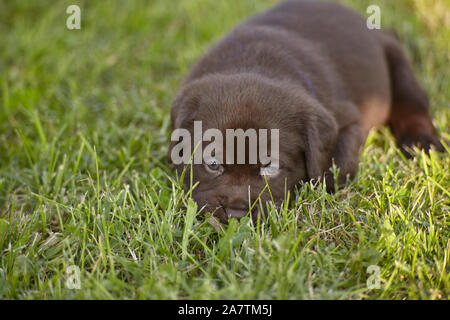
[205,158,223,174]
[259,162,279,177]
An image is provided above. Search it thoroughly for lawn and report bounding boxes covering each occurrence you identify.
[0,0,449,299]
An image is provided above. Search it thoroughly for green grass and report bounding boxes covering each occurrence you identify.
[0,0,449,299]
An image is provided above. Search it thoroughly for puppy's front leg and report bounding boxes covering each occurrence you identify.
[325,104,364,192]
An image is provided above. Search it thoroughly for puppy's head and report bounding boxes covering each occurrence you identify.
[169,73,337,223]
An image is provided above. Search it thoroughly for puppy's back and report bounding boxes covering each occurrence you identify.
[185,0,391,113]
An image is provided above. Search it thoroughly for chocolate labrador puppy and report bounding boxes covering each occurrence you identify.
[169,0,444,223]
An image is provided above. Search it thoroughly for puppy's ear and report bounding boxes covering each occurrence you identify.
[167,91,199,165]
[300,106,338,180]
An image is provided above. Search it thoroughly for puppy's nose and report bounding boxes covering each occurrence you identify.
[226,207,249,220]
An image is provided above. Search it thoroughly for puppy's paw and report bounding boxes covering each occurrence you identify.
[397,133,446,158]
[324,171,336,193]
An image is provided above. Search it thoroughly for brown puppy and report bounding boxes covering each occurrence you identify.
[169,0,444,223]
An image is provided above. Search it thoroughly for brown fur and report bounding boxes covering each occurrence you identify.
[169,0,444,223]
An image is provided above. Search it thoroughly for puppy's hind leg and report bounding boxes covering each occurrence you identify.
[382,34,445,157]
